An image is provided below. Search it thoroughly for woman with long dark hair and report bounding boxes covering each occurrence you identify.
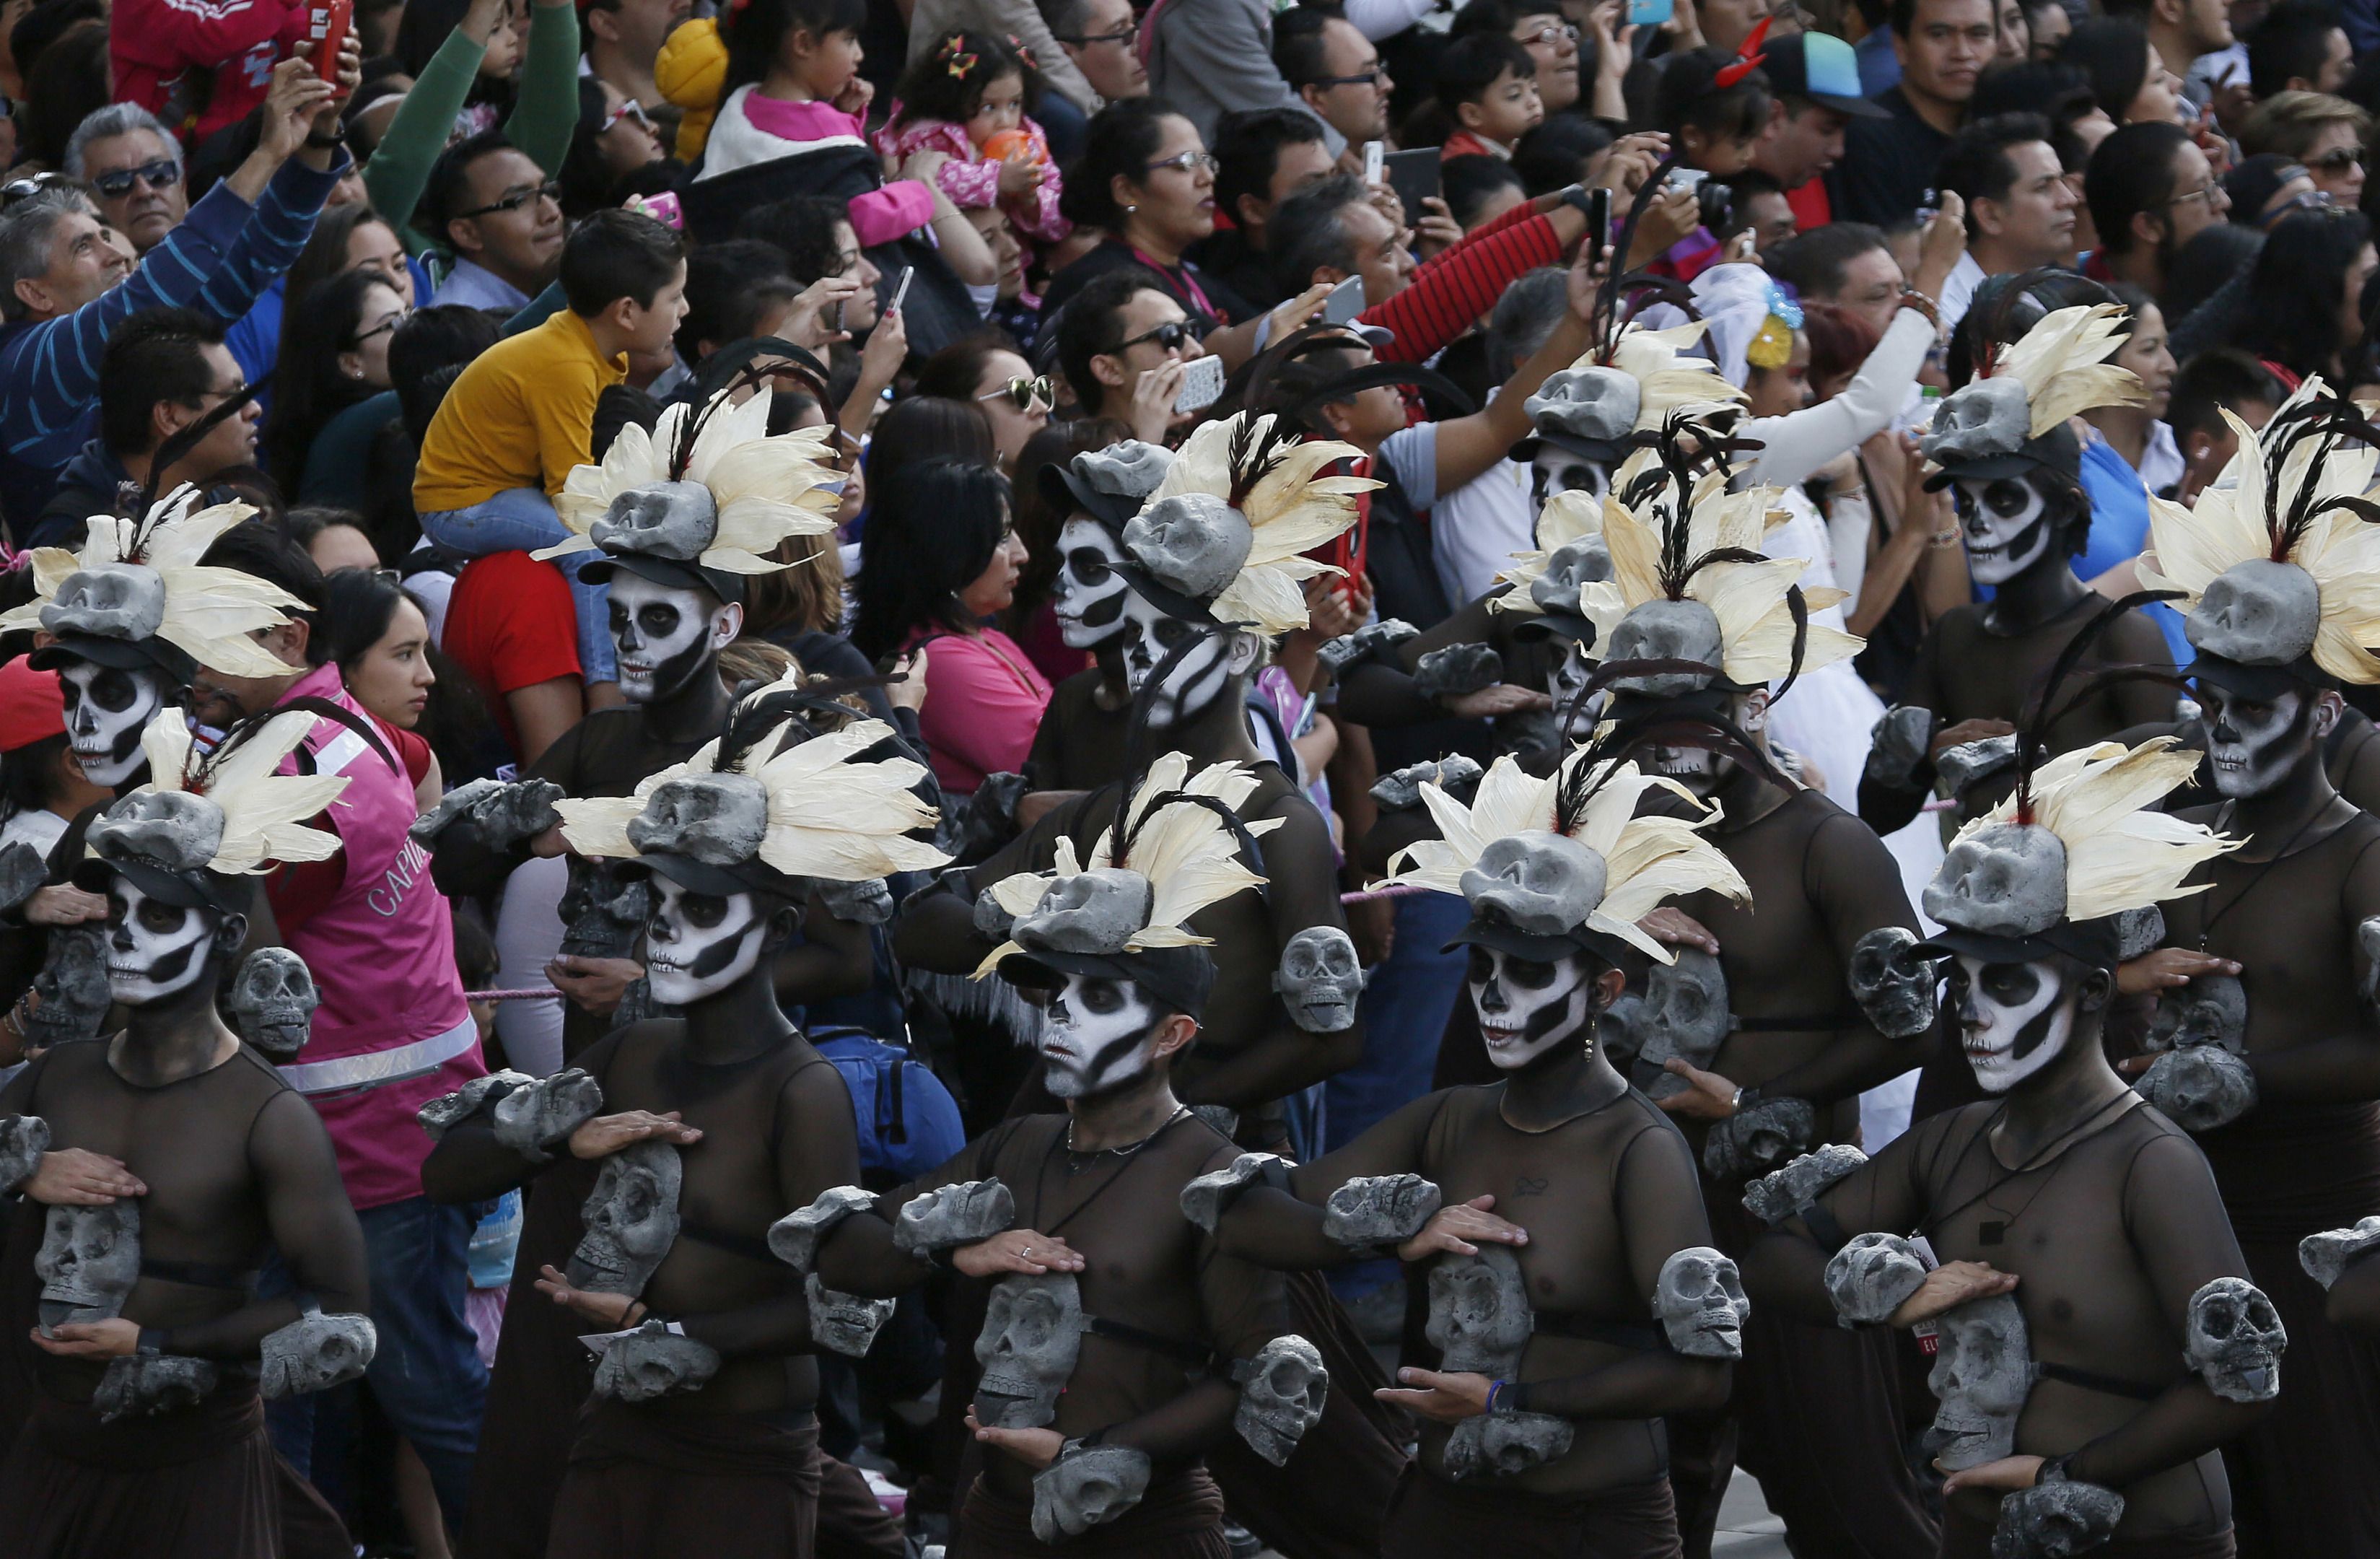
[2230,205,2380,384]
[2059,17,2186,125]
[319,565,504,797]
[263,268,410,497]
[846,395,997,550]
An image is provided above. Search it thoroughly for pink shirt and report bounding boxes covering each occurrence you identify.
[904,626,1052,794]
[868,114,1070,245]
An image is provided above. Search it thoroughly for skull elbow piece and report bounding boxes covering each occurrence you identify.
[260,1311,379,1399]
[1031,1443,1154,1542]
[1847,927,1940,1041]
[2299,1215,2380,1289]
[1741,1144,1868,1227]
[416,1070,535,1143]
[489,1069,606,1163]
[1991,1480,2125,1559]
[1321,1174,1443,1252]
[1824,1231,1929,1327]
[0,1114,51,1192]
[1412,642,1503,703]
[2184,1277,2285,1403]
[1231,1334,1329,1467]
[892,1178,1017,1261]
[1178,1152,1290,1233]
[1655,1246,1750,1358]
[1863,705,1938,792]
[768,1185,879,1274]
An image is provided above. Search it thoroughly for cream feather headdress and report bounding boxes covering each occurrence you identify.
[1522,318,1747,466]
[84,706,350,880]
[1383,746,1748,964]
[1115,412,1376,636]
[2139,377,2380,684]
[0,489,304,678]
[535,388,844,578]
[1920,303,2147,483]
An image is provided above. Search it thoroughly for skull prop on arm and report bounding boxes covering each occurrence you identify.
[1925,1293,2035,1470]
[1654,1246,1749,1358]
[806,1272,896,1357]
[227,946,319,1058]
[595,1319,723,1401]
[37,1201,140,1332]
[1864,704,1938,792]
[1428,1244,1576,1479]
[1935,735,2019,803]
[768,1184,878,1273]
[1413,643,1503,703]
[45,562,168,643]
[1180,1152,1290,1233]
[1032,1442,1154,1542]
[557,858,652,959]
[2301,1215,2380,1289]
[1369,754,1483,812]
[1743,1144,1868,1226]
[595,480,717,560]
[25,925,110,1049]
[1700,1095,1815,1180]
[94,1354,217,1422]
[261,1310,379,1398]
[568,1140,683,1295]
[1233,1334,1329,1466]
[1825,1231,1929,1327]
[418,1070,533,1141]
[0,1114,49,1191]
[1316,618,1419,680]
[1323,1173,1441,1252]
[1273,927,1365,1033]
[893,1178,1015,1262]
[491,1068,605,1163]
[57,655,170,789]
[2184,1276,2285,1402]
[1629,948,1735,1099]
[2135,1043,2257,1132]
[2145,974,2246,1054]
[974,1270,1086,1429]
[817,875,896,926]
[1849,927,1941,1040]
[1992,1480,2126,1559]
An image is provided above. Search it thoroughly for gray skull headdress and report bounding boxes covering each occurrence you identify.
[43,562,168,644]
[591,479,719,561]
[1523,367,1640,449]
[1920,377,2031,468]
[1459,831,1609,938]
[1122,492,1251,603]
[1603,598,1727,699]
[2186,557,2322,668]
[626,774,771,865]
[1010,868,1155,957]
[87,790,226,876]
[1075,441,1173,500]
[1924,821,2068,940]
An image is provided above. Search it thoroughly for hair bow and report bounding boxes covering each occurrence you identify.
[1714,14,1773,87]
[940,32,981,76]
[1006,33,1038,69]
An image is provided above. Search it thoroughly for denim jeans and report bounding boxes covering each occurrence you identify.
[266,1195,489,1529]
[419,487,616,683]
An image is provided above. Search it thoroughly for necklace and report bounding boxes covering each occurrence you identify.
[1064,1105,1189,1168]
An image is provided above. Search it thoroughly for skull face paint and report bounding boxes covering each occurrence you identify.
[1117,590,1252,729]
[644,878,769,1007]
[608,572,731,705]
[1528,448,1611,521]
[37,1201,140,1330]
[2197,681,2324,800]
[58,658,167,787]
[1466,946,1596,1069]
[103,878,227,1007]
[1952,475,2054,585]
[1038,972,1164,1100]
[1053,517,1130,649]
[1948,956,2075,1093]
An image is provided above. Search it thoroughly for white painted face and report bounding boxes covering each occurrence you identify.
[609,572,738,705]
[1636,691,1764,800]
[1529,447,1611,524]
[103,876,227,1006]
[1466,946,1596,1069]
[1038,971,1163,1099]
[2199,682,2327,800]
[1549,637,1601,737]
[644,876,770,1005]
[1953,476,2054,585]
[1947,955,2073,1093]
[59,658,167,787]
[1053,516,1130,650]
[1117,590,1259,729]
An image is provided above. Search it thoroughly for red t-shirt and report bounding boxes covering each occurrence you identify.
[441,551,583,763]
[1787,178,1832,233]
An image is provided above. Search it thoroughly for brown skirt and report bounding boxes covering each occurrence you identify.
[545,1399,825,1559]
[1939,1507,2235,1559]
[950,1465,1230,1559]
[1378,1464,1684,1559]
[0,1387,349,1559]
[816,1451,907,1559]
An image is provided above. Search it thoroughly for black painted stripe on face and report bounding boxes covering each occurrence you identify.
[2010,990,2063,1062]
[144,936,200,988]
[686,913,764,980]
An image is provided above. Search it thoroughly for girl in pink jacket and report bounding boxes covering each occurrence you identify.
[870,30,1070,248]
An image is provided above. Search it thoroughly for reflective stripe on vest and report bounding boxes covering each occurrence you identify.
[278,1013,478,1097]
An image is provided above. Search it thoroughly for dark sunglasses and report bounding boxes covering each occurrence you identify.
[458,180,560,219]
[1110,320,1195,354]
[90,159,181,198]
[2307,147,2366,172]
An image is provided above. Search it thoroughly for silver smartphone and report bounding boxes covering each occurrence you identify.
[1173,353,1226,414]
[1323,273,1367,326]
[891,266,914,313]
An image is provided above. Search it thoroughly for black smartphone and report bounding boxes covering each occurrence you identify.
[1384,148,1441,224]
[1587,186,1610,270]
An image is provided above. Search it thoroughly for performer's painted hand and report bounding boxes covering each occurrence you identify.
[1889,1260,2018,1329]
[23,1148,144,1205]
[2117,948,2240,997]
[953,1230,1085,1278]
[1376,1367,1493,1423]
[1940,1454,2047,1493]
[31,1318,139,1358]
[1637,907,1719,954]
[966,1409,1065,1468]
[535,1265,643,1328]
[1656,1060,1740,1119]
[1398,1196,1528,1262]
[569,1110,703,1159]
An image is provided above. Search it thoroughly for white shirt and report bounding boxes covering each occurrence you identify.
[1938,250,1987,336]
[0,808,64,859]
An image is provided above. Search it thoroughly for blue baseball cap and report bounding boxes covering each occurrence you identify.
[1760,32,1889,117]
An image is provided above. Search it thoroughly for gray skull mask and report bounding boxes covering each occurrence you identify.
[591,479,719,561]
[1849,926,1941,1040]
[974,1270,1085,1428]
[2184,1276,2285,1402]
[568,1140,682,1295]
[228,946,318,1057]
[2148,973,2246,1054]
[1826,1231,1928,1325]
[2135,1043,2257,1132]
[1920,377,2029,468]
[627,774,770,865]
[58,659,169,788]
[559,859,652,960]
[43,562,168,643]
[38,1200,140,1331]
[1122,492,1251,602]
[1425,1243,1533,1377]
[2187,559,2322,668]
[805,1271,896,1358]
[260,1311,379,1398]
[1273,926,1365,1033]
[1525,367,1640,447]
[595,1320,722,1401]
[1603,598,1725,699]
[1927,1292,2035,1470]
[1924,822,2068,939]
[1994,1480,2126,1558]
[1654,1246,1749,1358]
[90,790,225,876]
[1632,948,1735,1099]
[1234,1334,1329,1467]
[26,925,110,1048]
[1461,831,1609,938]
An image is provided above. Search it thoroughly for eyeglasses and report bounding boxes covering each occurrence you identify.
[1308,68,1387,88]
[457,180,560,219]
[351,307,412,344]
[979,375,1053,411]
[1142,150,1220,175]
[1054,22,1136,45]
[603,97,655,134]
[89,159,181,199]
[2307,146,2366,172]
[2162,180,2221,209]
[1110,320,1195,354]
[1516,23,1578,45]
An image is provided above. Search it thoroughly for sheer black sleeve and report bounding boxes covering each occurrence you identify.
[420,1031,630,1205]
[1738,1109,1943,1327]
[1756,812,1929,1107]
[1211,1089,1448,1270]
[2241,828,2380,1103]
[809,1128,1005,1298]
[1858,632,1943,835]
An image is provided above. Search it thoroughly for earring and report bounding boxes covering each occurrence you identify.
[1124,202,1137,214]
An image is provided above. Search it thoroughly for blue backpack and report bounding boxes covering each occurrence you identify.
[810,1026,967,1182]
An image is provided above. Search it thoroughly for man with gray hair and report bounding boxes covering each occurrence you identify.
[64,102,185,254]
[0,57,346,540]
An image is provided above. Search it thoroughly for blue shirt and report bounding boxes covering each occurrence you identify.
[2078,437,2191,668]
[431,257,533,314]
[1856,26,1902,95]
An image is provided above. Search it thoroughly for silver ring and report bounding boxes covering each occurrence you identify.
[1022,1246,1034,1258]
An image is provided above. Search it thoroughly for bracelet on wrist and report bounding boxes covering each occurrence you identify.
[1896,286,1941,329]
[304,131,344,150]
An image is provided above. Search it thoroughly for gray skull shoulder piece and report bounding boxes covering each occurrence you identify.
[816,875,896,926]
[261,1311,379,1399]
[1935,735,2020,801]
[26,925,110,1049]
[1124,491,1252,601]
[1274,927,1365,1034]
[1850,927,1941,1041]
[1655,1246,1749,1358]
[1927,1292,2034,1470]
[2300,1215,2380,1289]
[2187,558,2322,668]
[569,1139,683,1295]
[1370,754,1484,812]
[1826,1231,1928,1327]
[1323,1174,1442,1252]
[1233,1334,1329,1467]
[894,1177,1016,1260]
[975,1270,1085,1428]
[228,946,320,1058]
[1412,642,1503,702]
[1743,1144,1869,1226]
[1031,1441,1153,1543]
[38,1200,139,1332]
[1920,377,2030,467]
[594,1319,723,1402]
[2184,1276,2285,1402]
[1925,821,2068,940]
[1179,1152,1289,1233]
[2146,974,2246,1054]
[1075,440,1173,499]
[418,1070,535,1142]
[408,777,507,848]
[806,1272,896,1358]
[1991,1480,2125,1559]
[2135,1044,2257,1133]
[1426,1243,1532,1377]
[0,1114,50,1192]
[491,1068,606,1163]
[0,839,46,917]
[1316,619,1419,678]
[1701,1096,1816,1181]
[769,1184,879,1273]
[93,1354,218,1423]
[1865,704,1938,792]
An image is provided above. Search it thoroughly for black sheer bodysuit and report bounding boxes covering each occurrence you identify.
[421,1020,862,1417]
[1212,1082,1723,1498]
[1746,1096,2263,1543]
[1331,590,1555,771]
[813,1112,1295,1504]
[0,1037,368,1405]
[1024,665,1134,795]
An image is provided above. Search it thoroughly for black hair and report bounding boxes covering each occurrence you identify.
[738,193,860,284]
[10,0,101,79]
[1938,110,2057,241]
[912,328,1025,406]
[262,268,403,496]
[317,564,408,673]
[1269,172,1367,297]
[2085,121,2193,258]
[2231,205,2376,382]
[722,0,870,96]
[1213,107,1329,226]
[1272,6,1334,88]
[1767,222,1891,301]
[2164,220,2265,320]
[1054,268,1170,414]
[891,30,1039,130]
[1059,97,1181,230]
[2058,17,2153,121]
[201,519,330,663]
[1652,47,1772,150]
[2166,346,2284,443]
[0,731,71,826]
[451,904,499,990]
[17,19,107,171]
[1512,113,1614,196]
[592,383,664,460]
[398,0,513,110]
[1972,58,2094,119]
[863,396,997,502]
[1442,152,1527,228]
[281,205,406,328]
[388,305,504,445]
[1889,0,1972,41]
[1436,32,1536,111]
[559,206,686,316]
[100,307,227,460]
[678,238,798,362]
[416,129,520,243]
[2250,1,2345,101]
[851,457,1015,661]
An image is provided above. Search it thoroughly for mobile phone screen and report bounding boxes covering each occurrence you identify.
[891,266,914,312]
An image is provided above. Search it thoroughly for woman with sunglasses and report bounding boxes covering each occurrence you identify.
[913,331,1051,471]
[2241,89,2371,209]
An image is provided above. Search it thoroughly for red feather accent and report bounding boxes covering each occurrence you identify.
[1714,15,1773,87]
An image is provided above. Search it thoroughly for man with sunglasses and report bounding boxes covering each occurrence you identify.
[1054,271,1209,443]
[62,103,185,254]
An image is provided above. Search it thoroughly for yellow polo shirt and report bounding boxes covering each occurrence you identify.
[411,307,628,513]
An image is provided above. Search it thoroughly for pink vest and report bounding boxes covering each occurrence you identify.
[271,665,482,1210]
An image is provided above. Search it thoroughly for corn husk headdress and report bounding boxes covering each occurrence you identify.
[1920,302,2147,490]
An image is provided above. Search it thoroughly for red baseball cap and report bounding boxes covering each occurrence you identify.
[0,658,66,752]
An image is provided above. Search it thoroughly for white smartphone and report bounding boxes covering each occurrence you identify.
[1173,353,1226,414]
[1362,140,1384,185]
[890,265,914,313]
[1324,272,1367,326]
